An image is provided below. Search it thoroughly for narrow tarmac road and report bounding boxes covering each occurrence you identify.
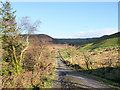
[52,53,111,89]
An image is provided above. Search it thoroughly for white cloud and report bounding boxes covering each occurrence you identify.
[74,28,118,38]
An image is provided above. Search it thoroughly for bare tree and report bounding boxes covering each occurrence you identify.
[19,16,41,63]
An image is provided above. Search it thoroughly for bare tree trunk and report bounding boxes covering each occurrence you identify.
[20,36,29,64]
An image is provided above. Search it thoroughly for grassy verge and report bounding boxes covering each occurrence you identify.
[43,58,57,88]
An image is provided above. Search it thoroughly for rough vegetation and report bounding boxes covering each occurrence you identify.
[1,1,56,88]
[2,37,56,88]
[0,1,119,88]
[59,32,120,87]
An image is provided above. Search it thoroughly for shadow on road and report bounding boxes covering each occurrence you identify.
[53,79,94,88]
[52,52,110,89]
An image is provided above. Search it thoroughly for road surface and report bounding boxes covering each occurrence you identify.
[52,53,111,89]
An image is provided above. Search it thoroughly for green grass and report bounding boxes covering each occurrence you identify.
[91,37,119,50]
[60,49,67,53]
[62,54,69,58]
[60,49,69,58]
[79,37,119,51]
[60,47,78,59]
[78,32,120,51]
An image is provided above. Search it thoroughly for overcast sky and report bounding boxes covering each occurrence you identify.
[9,2,118,38]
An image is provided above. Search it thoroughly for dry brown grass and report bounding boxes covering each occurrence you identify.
[2,37,56,88]
[60,46,119,69]
[2,65,55,88]
[48,44,67,52]
[59,46,120,85]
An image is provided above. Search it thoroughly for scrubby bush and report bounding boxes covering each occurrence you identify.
[1,1,56,88]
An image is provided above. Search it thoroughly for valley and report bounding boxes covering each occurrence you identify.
[1,1,119,89]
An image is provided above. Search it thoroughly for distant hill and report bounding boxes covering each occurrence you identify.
[21,34,53,42]
[21,34,53,39]
[21,34,98,45]
[21,32,119,47]
[52,38,98,45]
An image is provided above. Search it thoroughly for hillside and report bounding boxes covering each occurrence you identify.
[20,32,120,47]
[59,32,120,87]
[52,38,98,45]
[21,34,53,43]
[79,32,120,51]
[21,34,98,45]
[21,34,53,39]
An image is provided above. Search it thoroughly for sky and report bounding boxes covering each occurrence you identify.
[10,2,118,38]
